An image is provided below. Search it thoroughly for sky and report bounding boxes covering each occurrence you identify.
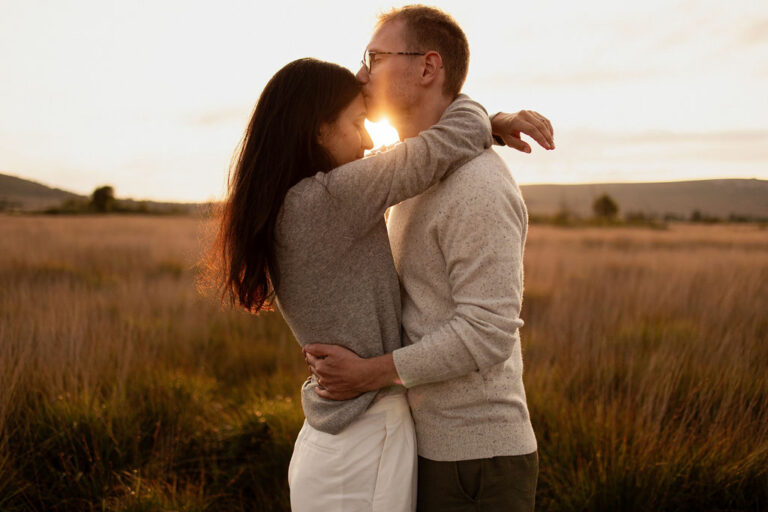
[1,0,766,202]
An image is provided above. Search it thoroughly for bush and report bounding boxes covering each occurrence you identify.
[593,194,619,220]
[91,186,116,213]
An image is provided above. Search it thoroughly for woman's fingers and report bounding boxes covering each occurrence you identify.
[503,135,531,154]
[532,110,554,139]
[518,112,554,149]
[521,120,552,150]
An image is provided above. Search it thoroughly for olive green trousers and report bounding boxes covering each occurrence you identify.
[417,451,538,512]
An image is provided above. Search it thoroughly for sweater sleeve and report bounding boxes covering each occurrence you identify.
[487,111,507,146]
[313,94,492,236]
[391,174,527,388]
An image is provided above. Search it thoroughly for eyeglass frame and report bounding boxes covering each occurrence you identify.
[361,50,427,74]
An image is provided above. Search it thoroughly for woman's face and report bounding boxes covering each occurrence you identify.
[318,93,374,166]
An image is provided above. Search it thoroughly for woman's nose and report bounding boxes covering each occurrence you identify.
[362,128,374,150]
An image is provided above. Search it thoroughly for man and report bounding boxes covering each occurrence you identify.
[305,5,553,511]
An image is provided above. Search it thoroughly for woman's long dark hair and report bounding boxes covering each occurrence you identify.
[205,58,361,313]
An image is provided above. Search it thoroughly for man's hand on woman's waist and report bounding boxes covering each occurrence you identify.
[303,344,401,401]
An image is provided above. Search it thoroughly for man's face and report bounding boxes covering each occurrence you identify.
[356,20,420,122]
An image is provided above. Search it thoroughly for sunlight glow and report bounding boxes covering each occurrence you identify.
[365,118,400,149]
[1,1,766,201]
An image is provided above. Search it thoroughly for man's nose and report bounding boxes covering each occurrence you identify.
[356,65,369,84]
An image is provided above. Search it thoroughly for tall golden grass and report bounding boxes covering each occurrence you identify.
[522,225,768,510]
[0,216,765,510]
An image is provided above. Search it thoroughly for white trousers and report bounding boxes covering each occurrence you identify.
[288,393,417,512]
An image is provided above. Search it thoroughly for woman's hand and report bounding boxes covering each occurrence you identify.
[303,344,400,400]
[492,110,555,153]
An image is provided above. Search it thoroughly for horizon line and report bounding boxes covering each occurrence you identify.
[1,171,766,205]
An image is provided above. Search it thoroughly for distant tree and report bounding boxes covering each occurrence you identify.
[690,209,721,223]
[624,211,647,223]
[593,193,619,220]
[728,213,750,223]
[90,186,115,213]
[44,198,90,214]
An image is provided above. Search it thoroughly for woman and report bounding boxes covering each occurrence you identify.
[210,58,492,511]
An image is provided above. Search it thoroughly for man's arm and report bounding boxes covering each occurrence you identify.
[390,175,527,387]
[306,170,528,397]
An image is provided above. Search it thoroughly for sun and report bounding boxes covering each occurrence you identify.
[365,118,400,150]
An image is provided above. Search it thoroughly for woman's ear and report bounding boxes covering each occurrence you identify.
[317,123,333,147]
[317,123,330,146]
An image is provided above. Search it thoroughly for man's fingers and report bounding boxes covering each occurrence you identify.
[314,387,360,401]
[314,386,343,400]
[303,343,333,358]
[305,351,321,368]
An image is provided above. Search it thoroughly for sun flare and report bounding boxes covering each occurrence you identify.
[364,118,400,150]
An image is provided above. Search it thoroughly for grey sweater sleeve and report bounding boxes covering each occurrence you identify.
[313,94,492,236]
[392,169,528,388]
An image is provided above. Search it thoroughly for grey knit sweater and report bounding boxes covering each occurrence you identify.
[274,95,492,434]
[388,148,538,461]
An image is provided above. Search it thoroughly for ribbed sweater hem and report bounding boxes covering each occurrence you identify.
[414,420,537,461]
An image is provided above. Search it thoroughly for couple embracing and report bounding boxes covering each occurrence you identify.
[211,5,555,511]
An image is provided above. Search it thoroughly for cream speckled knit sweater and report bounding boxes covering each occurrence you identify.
[388,148,538,461]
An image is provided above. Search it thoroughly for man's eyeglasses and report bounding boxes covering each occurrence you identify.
[361,50,426,74]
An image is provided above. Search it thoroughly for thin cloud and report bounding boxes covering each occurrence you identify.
[190,107,249,126]
[494,68,660,87]
[742,19,768,45]
[608,130,768,144]
[524,128,768,160]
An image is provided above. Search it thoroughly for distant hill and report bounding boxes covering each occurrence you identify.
[2,172,766,220]
[520,179,768,220]
[0,173,85,211]
[0,172,204,214]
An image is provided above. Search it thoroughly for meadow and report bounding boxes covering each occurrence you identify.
[0,215,766,511]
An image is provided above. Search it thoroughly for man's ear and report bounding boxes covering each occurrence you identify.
[420,51,443,86]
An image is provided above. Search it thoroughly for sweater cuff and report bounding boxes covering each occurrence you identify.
[391,345,419,388]
[392,340,475,389]
[488,112,505,146]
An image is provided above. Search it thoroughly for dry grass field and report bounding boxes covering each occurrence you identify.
[0,215,766,511]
